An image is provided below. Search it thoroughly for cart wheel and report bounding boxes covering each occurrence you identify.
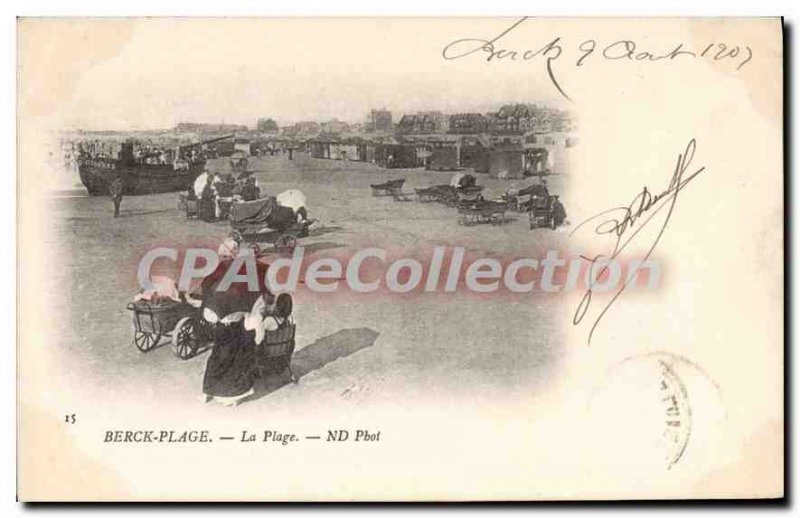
[132,331,160,352]
[171,317,202,360]
[276,235,297,256]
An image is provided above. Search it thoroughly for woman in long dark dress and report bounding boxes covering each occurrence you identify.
[202,320,256,402]
[195,240,271,406]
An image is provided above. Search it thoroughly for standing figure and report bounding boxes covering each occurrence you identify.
[199,175,217,222]
[551,196,567,227]
[109,177,124,218]
[189,240,274,407]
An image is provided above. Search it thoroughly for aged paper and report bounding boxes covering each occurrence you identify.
[17,17,783,501]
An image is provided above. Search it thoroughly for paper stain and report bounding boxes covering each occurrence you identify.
[18,19,137,119]
[688,18,782,125]
[18,403,130,501]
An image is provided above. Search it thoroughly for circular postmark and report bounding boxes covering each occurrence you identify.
[588,352,724,471]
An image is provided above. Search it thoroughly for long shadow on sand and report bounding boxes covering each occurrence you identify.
[248,327,379,401]
[120,208,178,217]
[253,241,345,257]
[302,241,346,254]
[307,225,345,237]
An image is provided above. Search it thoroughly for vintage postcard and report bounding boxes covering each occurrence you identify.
[17,17,783,501]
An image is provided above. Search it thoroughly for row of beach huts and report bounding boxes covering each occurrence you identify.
[217,132,575,180]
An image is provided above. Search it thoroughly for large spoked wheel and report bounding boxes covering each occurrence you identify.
[171,317,203,360]
[275,235,297,256]
[133,331,160,352]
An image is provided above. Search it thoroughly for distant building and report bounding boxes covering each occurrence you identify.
[282,121,321,136]
[448,113,489,134]
[256,118,279,133]
[491,103,540,134]
[491,103,572,135]
[175,122,248,134]
[366,109,393,132]
[296,121,321,134]
[320,119,351,134]
[396,112,448,134]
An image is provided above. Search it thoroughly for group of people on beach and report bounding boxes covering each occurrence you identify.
[75,138,213,170]
[191,170,261,222]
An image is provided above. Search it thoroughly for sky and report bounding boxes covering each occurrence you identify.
[19,18,569,131]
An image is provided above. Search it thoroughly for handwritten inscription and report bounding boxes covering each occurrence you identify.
[570,139,706,344]
[442,17,753,100]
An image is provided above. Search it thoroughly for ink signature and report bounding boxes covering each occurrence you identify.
[569,139,706,344]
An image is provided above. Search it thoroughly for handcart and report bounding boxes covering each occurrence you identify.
[454,185,485,204]
[177,193,199,219]
[415,186,441,203]
[457,200,508,226]
[216,197,235,221]
[528,191,567,230]
[230,219,315,256]
[370,178,406,197]
[126,298,210,360]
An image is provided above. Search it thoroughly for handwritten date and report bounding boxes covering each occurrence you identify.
[442,17,753,100]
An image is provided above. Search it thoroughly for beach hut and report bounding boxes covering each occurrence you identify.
[375,143,419,169]
[488,146,526,179]
[205,138,235,157]
[459,138,490,173]
[525,147,550,176]
[309,139,332,159]
[337,142,359,161]
[234,138,252,155]
[427,147,459,171]
[361,141,377,163]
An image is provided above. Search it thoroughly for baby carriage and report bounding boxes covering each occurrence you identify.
[529,189,567,230]
[229,197,314,255]
[255,316,298,382]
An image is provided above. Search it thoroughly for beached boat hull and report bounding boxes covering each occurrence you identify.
[78,159,206,196]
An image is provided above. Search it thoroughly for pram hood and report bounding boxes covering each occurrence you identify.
[276,189,307,212]
[230,197,278,225]
[230,197,297,231]
[451,173,476,188]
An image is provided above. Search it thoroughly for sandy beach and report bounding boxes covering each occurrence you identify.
[47,154,569,414]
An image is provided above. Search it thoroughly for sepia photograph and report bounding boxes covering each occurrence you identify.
[15,14,784,503]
